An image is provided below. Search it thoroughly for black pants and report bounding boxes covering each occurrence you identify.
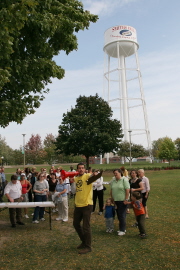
[93,189,104,212]
[136,214,146,235]
[73,205,93,249]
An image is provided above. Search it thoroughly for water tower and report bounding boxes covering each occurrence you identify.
[103,25,152,154]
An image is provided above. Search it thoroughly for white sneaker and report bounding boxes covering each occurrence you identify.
[40,218,45,221]
[56,217,63,221]
[24,214,29,219]
[106,229,110,233]
[118,231,125,236]
[55,208,58,212]
[98,212,103,215]
[32,220,39,224]
[62,219,68,222]
[52,209,56,213]
[109,229,114,233]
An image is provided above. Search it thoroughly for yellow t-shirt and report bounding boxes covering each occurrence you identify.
[75,173,93,207]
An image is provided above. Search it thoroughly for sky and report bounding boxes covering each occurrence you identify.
[1,0,180,150]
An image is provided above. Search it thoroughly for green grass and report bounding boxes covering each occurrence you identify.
[0,170,180,269]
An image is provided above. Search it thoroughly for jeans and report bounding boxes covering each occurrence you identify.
[73,205,93,249]
[33,195,47,221]
[105,217,114,230]
[115,201,127,232]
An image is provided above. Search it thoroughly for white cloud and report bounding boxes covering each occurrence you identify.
[1,45,180,149]
[82,0,137,16]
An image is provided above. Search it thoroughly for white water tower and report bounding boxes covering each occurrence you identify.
[103,25,152,154]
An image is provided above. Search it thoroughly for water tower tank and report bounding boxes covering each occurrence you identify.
[104,25,139,58]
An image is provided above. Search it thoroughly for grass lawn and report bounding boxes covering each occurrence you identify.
[0,170,180,269]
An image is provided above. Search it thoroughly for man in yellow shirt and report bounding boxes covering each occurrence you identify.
[73,163,102,254]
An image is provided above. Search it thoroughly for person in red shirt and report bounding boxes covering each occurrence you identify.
[20,175,32,218]
[124,191,147,238]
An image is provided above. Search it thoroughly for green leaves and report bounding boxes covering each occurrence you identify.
[56,94,123,167]
[0,0,98,127]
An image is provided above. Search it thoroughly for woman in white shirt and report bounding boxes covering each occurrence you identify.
[92,170,104,215]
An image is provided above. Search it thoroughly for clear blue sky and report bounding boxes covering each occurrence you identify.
[1,0,180,149]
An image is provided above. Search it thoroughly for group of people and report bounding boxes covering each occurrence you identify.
[3,166,74,227]
[1,163,150,255]
[105,168,150,239]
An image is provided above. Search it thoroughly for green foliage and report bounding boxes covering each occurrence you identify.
[0,135,14,165]
[152,138,164,158]
[158,137,178,164]
[56,94,123,167]
[0,0,98,127]
[118,141,147,161]
[43,133,57,164]
[174,137,180,160]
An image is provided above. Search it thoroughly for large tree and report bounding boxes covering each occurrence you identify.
[25,134,47,164]
[43,133,57,164]
[0,0,98,127]
[158,137,178,165]
[56,94,123,167]
[174,138,180,160]
[118,141,148,164]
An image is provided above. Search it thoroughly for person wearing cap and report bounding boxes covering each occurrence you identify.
[4,175,25,227]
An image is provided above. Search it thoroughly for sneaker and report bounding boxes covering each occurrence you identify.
[40,218,45,221]
[32,220,39,224]
[98,212,103,215]
[106,229,110,233]
[55,208,58,212]
[109,229,114,233]
[117,230,126,233]
[140,234,147,238]
[56,217,63,221]
[31,213,34,216]
[62,219,68,222]
[118,231,126,236]
[52,209,56,213]
[24,214,29,219]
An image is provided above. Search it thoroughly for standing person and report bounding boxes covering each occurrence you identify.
[92,170,104,215]
[20,175,32,218]
[129,170,144,226]
[138,169,150,219]
[25,167,32,202]
[48,173,58,212]
[103,198,115,233]
[0,167,6,202]
[120,166,129,178]
[68,166,76,199]
[73,163,102,254]
[15,168,21,180]
[124,191,147,238]
[110,169,130,236]
[55,176,68,222]
[32,173,49,224]
[4,175,25,227]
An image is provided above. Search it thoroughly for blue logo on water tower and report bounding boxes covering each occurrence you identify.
[120,30,132,36]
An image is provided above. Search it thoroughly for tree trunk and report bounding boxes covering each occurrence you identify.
[86,156,89,169]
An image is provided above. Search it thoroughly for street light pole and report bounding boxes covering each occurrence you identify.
[22,134,26,168]
[128,130,132,167]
